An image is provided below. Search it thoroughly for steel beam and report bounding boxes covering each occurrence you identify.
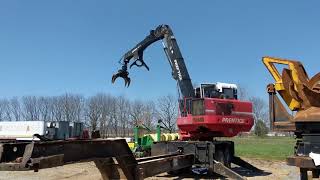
[287,156,318,169]
[0,140,195,180]
[93,154,194,179]
[0,139,134,171]
[137,154,194,178]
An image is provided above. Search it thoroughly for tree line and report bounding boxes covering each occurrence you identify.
[0,86,270,137]
[238,86,269,136]
[0,94,178,137]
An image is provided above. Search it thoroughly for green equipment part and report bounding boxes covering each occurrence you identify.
[132,121,179,156]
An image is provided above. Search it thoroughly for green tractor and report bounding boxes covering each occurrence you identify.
[130,120,179,157]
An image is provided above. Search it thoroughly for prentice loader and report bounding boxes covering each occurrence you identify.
[112,24,261,179]
[0,24,261,180]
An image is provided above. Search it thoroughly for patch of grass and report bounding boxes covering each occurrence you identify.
[230,136,296,160]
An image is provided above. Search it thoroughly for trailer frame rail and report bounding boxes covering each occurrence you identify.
[0,139,194,180]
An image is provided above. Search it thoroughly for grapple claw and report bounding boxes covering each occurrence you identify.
[111,69,131,87]
[125,77,131,87]
[111,74,118,84]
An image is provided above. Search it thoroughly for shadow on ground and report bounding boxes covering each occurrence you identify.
[233,166,271,177]
[153,166,271,180]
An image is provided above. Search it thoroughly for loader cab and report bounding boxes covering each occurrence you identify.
[180,83,238,117]
[194,83,238,99]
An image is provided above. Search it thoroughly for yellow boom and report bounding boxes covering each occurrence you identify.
[263,56,320,111]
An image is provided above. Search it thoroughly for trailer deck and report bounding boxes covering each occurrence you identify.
[0,139,262,179]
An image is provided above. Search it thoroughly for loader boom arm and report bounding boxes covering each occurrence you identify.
[112,25,194,98]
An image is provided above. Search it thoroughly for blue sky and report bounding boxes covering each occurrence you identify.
[0,1,319,101]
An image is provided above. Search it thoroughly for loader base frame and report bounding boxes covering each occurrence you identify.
[151,140,261,179]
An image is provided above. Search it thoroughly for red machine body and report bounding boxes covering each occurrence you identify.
[178,98,254,140]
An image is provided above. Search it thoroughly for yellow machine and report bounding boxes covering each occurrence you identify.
[263,56,320,179]
[263,56,320,130]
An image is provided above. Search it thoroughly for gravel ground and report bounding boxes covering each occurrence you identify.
[0,158,299,180]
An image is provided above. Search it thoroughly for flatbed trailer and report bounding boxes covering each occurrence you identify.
[0,139,261,179]
[0,139,195,179]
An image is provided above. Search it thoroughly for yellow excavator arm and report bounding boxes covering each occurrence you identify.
[263,56,320,131]
[262,57,307,110]
[263,56,320,110]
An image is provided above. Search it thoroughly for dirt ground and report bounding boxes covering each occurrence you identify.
[0,158,299,180]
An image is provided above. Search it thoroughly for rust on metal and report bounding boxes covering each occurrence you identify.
[0,139,195,180]
[272,122,296,132]
[308,72,320,93]
[0,139,134,171]
[137,154,194,178]
[267,83,276,94]
[213,160,245,180]
[93,154,194,180]
[294,107,320,122]
[268,88,295,131]
[279,60,320,111]
[287,156,318,169]
[264,57,320,131]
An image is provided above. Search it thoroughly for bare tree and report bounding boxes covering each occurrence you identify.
[60,94,84,122]
[51,96,64,121]
[95,93,113,138]
[0,93,179,136]
[143,101,156,129]
[130,100,145,126]
[0,99,12,121]
[249,96,269,127]
[237,84,249,101]
[22,96,39,121]
[0,100,4,121]
[38,96,51,121]
[74,96,85,123]
[117,95,131,136]
[108,96,119,137]
[157,95,178,133]
[86,95,101,131]
[10,97,21,121]
[62,94,72,122]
